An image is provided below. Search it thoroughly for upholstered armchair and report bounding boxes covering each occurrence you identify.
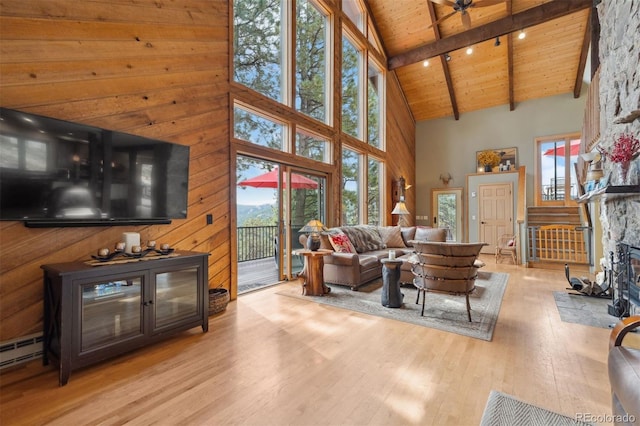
[408,241,487,321]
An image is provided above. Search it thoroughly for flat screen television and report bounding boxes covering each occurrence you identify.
[0,107,190,227]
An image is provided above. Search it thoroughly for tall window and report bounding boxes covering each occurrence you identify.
[367,157,382,225]
[233,0,285,103]
[342,147,360,225]
[296,0,329,124]
[367,59,382,148]
[536,133,580,205]
[341,35,361,139]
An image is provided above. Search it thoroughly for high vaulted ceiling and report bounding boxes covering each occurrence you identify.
[367,0,593,121]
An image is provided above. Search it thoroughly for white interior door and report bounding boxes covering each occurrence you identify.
[478,183,513,254]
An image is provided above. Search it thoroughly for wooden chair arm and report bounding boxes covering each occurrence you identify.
[609,315,640,349]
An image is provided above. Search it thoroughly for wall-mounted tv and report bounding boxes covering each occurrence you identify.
[0,107,190,227]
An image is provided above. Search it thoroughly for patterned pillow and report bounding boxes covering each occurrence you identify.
[378,226,406,248]
[327,231,356,253]
[341,225,385,253]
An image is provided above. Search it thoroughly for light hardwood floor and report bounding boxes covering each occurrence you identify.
[0,257,617,425]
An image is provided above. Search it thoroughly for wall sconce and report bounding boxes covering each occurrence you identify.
[394,176,410,203]
[439,173,453,186]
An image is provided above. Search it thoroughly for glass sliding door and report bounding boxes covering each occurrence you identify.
[280,167,326,280]
[236,155,327,292]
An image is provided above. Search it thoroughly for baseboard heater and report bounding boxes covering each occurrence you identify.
[0,333,43,369]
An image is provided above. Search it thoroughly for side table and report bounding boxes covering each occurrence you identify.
[293,249,332,296]
[381,259,404,308]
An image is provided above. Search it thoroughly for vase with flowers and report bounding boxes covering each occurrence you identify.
[478,150,501,172]
[600,133,640,185]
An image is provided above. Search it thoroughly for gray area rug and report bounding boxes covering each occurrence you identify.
[480,390,592,426]
[278,271,508,341]
[553,291,617,329]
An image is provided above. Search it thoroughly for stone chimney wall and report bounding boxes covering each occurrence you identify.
[597,0,640,260]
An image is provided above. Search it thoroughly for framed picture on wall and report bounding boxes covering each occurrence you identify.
[476,147,518,172]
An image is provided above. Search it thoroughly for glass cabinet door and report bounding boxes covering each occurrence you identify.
[152,267,200,331]
[80,276,144,352]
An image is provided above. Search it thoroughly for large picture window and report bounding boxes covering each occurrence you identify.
[295,0,329,124]
[342,35,361,140]
[342,147,360,225]
[233,0,285,103]
[232,1,387,227]
[367,59,382,148]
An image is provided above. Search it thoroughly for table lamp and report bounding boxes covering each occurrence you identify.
[299,220,326,251]
[391,198,410,227]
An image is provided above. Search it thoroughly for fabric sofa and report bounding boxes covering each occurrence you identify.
[608,316,640,426]
[319,225,447,290]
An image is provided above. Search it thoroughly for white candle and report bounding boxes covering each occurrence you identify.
[122,232,140,254]
[389,251,396,260]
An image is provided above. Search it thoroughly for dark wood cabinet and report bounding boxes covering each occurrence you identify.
[42,251,209,386]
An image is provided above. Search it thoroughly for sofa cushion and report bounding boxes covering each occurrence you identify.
[378,226,406,248]
[327,231,356,253]
[401,226,416,246]
[341,225,385,253]
[414,226,447,242]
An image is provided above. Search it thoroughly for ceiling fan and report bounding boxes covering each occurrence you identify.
[427,0,506,30]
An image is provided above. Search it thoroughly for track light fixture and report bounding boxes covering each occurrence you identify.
[445,53,451,62]
[494,36,501,47]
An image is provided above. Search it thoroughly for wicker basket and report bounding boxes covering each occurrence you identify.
[208,288,230,315]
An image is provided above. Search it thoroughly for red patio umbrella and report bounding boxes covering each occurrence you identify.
[237,167,318,189]
[543,140,581,157]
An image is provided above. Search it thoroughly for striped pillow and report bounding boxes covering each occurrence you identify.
[341,225,385,253]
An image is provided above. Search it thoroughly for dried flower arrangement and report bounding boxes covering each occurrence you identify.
[478,150,501,167]
[600,133,640,163]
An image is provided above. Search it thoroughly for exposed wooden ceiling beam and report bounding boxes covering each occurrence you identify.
[574,9,592,98]
[426,0,459,120]
[506,0,514,111]
[388,0,592,70]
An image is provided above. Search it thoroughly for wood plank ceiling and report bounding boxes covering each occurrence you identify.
[367,0,592,121]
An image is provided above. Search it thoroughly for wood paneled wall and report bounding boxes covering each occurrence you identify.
[0,0,415,342]
[0,0,230,341]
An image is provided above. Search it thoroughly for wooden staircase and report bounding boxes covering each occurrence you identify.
[526,206,590,269]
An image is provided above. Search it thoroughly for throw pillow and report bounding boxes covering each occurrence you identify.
[327,231,356,253]
[341,225,385,253]
[401,226,416,247]
[378,226,406,248]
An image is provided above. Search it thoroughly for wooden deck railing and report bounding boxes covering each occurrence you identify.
[528,224,592,265]
[237,226,278,262]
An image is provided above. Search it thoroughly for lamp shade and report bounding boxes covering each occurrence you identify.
[391,201,410,215]
[299,220,326,233]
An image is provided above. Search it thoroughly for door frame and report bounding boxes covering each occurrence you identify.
[431,187,464,242]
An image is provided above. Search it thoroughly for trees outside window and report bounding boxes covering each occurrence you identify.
[296,0,329,124]
[233,0,285,103]
[342,147,360,225]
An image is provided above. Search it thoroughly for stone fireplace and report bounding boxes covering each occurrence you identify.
[597,0,640,317]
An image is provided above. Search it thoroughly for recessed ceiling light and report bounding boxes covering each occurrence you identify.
[466,47,473,55]
[423,60,429,67]
[518,30,526,40]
